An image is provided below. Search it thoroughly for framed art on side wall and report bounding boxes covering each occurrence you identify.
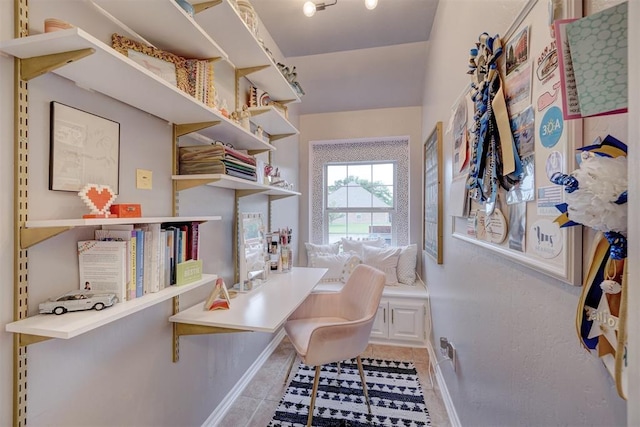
[49,102,120,193]
[423,121,443,264]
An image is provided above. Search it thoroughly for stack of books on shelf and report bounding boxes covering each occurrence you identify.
[178,143,257,181]
[186,59,215,107]
[78,222,201,303]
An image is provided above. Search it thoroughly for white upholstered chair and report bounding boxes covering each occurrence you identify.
[283,264,386,426]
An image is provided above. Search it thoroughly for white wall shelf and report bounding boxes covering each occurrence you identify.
[192,0,300,103]
[170,268,326,334]
[0,28,273,152]
[6,274,218,342]
[172,173,300,197]
[21,215,222,249]
[92,0,228,61]
[248,106,298,139]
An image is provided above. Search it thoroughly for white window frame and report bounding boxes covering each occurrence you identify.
[324,161,397,243]
[309,136,410,246]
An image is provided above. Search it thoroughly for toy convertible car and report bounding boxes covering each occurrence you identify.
[39,291,118,315]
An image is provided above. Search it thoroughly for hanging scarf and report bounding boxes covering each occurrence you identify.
[466,33,522,210]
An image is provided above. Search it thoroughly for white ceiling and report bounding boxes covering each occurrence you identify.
[250,0,439,114]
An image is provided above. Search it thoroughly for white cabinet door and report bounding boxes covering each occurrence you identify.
[370,303,387,339]
[388,301,424,342]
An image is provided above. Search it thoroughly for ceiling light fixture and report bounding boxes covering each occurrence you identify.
[303,0,377,17]
[303,0,337,17]
[364,0,378,10]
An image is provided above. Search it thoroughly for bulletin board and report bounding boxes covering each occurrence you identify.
[449,0,583,286]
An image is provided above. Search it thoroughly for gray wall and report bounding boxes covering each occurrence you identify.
[0,1,298,425]
[421,0,628,425]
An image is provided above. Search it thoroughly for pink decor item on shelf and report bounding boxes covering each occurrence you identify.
[78,183,118,218]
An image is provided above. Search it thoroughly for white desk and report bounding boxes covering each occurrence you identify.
[169,267,327,334]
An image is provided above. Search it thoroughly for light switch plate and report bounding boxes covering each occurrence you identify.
[136,169,152,190]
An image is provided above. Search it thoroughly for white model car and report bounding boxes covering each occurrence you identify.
[39,291,118,315]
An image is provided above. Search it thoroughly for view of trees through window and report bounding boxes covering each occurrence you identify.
[325,162,395,244]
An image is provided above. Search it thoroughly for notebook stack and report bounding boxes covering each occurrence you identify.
[178,143,257,181]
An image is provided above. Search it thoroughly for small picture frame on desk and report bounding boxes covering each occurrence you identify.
[49,102,120,193]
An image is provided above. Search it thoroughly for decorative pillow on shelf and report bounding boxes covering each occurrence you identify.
[397,244,418,285]
[308,252,362,283]
[305,242,340,266]
[341,237,386,257]
[361,245,401,286]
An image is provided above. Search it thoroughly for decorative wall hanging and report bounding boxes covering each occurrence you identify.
[451,0,583,287]
[423,122,443,264]
[551,135,628,399]
[466,32,524,215]
[49,102,120,193]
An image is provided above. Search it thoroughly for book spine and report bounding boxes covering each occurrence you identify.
[143,228,152,294]
[180,228,188,263]
[164,231,172,288]
[135,228,144,297]
[149,224,161,293]
[191,222,199,261]
[129,231,137,300]
[159,229,166,291]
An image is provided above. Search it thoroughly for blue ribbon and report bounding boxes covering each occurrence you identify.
[604,231,627,260]
[550,172,579,193]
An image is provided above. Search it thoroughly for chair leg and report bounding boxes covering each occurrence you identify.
[283,351,297,385]
[307,365,321,427]
[356,356,372,415]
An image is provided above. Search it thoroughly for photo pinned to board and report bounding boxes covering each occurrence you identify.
[510,105,535,157]
[506,155,535,205]
[504,63,533,114]
[505,25,529,76]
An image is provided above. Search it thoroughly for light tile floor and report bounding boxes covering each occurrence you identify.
[218,337,451,426]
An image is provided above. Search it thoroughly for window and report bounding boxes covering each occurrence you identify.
[310,136,409,246]
[325,162,395,244]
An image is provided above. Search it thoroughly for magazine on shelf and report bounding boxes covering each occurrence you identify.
[78,240,127,303]
[95,227,136,300]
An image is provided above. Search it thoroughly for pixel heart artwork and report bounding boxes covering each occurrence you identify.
[78,184,117,218]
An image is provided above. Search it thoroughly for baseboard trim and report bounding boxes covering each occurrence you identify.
[202,329,286,427]
[427,341,461,427]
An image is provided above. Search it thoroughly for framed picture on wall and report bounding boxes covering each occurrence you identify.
[49,102,120,193]
[423,121,443,264]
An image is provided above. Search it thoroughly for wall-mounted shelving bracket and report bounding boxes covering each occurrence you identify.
[247,148,271,156]
[175,121,220,137]
[269,194,296,202]
[269,133,296,142]
[236,65,270,79]
[193,0,222,14]
[176,323,249,337]
[20,48,94,81]
[18,334,52,347]
[236,189,266,198]
[20,226,72,249]
[235,65,270,110]
[172,323,249,363]
[175,177,221,192]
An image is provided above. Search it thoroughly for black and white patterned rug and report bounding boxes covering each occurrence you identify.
[269,358,432,426]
